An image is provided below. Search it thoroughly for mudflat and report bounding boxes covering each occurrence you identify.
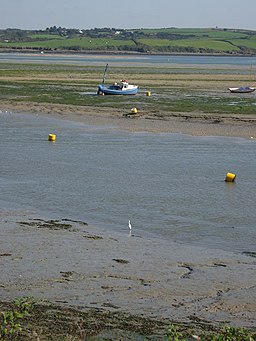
[1,57,256,139]
[0,210,255,340]
[0,60,256,339]
[1,100,256,139]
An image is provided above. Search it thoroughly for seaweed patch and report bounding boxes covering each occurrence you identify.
[18,219,76,232]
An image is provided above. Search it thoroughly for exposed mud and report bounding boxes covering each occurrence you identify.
[1,100,256,139]
[0,210,255,340]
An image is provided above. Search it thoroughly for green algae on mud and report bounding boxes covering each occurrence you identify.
[1,300,255,340]
[0,300,173,340]
[0,300,237,341]
[1,62,256,118]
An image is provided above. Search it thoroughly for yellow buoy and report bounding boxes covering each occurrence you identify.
[48,134,56,141]
[146,91,151,97]
[225,172,236,182]
[131,107,138,114]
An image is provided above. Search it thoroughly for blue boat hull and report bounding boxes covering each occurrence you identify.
[97,84,138,95]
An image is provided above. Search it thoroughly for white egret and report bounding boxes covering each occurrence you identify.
[128,220,132,230]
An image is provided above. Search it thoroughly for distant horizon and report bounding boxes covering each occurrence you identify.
[1,0,256,32]
[1,26,256,32]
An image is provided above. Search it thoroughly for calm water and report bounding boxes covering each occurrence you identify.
[1,52,256,66]
[0,112,255,253]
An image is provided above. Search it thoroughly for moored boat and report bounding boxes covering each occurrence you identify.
[97,64,138,95]
[97,80,138,95]
[228,86,255,93]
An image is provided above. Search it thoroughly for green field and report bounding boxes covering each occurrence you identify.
[0,37,136,50]
[0,27,256,54]
[141,27,250,38]
[137,38,240,52]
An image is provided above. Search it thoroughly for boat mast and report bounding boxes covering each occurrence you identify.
[250,64,256,86]
[102,63,108,84]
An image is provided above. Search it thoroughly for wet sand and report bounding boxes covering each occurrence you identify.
[1,100,256,139]
[0,208,255,332]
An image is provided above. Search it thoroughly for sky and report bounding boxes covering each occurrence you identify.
[1,0,256,31]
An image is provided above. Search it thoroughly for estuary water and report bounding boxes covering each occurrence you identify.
[0,112,255,254]
[1,52,256,67]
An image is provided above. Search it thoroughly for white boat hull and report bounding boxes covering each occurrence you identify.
[229,87,255,93]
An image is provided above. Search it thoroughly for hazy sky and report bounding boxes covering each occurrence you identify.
[1,0,256,31]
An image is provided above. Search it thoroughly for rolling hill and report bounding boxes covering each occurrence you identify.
[0,27,256,55]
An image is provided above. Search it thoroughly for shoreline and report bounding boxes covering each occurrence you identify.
[1,49,256,57]
[2,100,256,139]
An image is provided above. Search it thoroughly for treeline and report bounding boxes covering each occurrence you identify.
[2,26,256,41]
[0,26,256,55]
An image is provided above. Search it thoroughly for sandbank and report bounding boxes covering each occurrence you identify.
[1,100,256,139]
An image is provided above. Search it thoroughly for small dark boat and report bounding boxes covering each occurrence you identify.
[228,86,255,93]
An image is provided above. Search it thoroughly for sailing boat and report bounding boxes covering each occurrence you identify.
[97,64,138,95]
[228,64,255,93]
